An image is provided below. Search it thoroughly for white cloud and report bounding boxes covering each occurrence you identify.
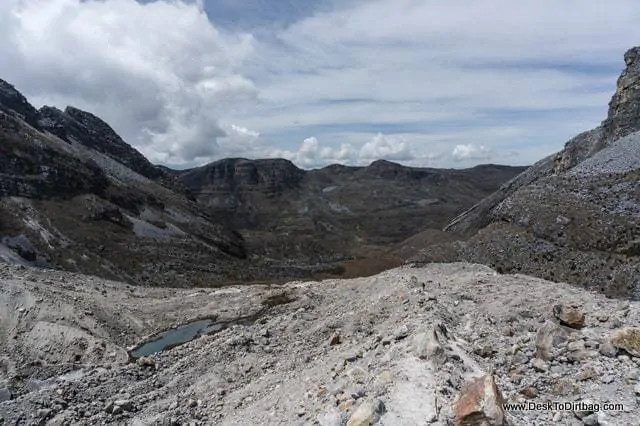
[452,144,491,162]
[266,133,417,169]
[2,0,639,169]
[271,137,355,168]
[0,0,256,165]
[359,133,414,161]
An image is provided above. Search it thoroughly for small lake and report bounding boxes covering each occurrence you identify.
[129,318,224,359]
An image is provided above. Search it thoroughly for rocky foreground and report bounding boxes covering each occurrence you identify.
[1,263,640,425]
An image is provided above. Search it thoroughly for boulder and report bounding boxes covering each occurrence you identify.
[535,321,570,361]
[413,322,449,366]
[453,375,507,426]
[0,387,11,402]
[553,304,585,329]
[609,327,640,357]
[346,399,385,426]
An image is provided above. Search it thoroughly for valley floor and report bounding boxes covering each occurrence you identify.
[1,263,639,425]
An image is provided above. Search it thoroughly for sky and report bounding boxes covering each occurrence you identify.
[1,0,639,169]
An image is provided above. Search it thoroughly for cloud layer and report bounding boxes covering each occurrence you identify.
[1,0,256,166]
[2,0,640,169]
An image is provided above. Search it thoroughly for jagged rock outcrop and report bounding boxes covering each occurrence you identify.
[0,113,110,199]
[415,46,640,299]
[0,79,40,128]
[38,105,163,180]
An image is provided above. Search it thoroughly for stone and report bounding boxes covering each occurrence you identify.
[532,358,548,372]
[520,387,537,398]
[568,341,586,352]
[37,409,52,418]
[114,399,133,412]
[553,304,585,329]
[339,399,356,412]
[413,322,449,366]
[136,356,156,368]
[348,386,366,400]
[512,352,528,365]
[551,379,578,396]
[599,341,618,358]
[573,399,596,419]
[609,327,640,357]
[346,367,369,383]
[346,399,385,426]
[393,324,410,340]
[577,365,597,381]
[0,387,11,402]
[535,321,570,361]
[453,375,507,426]
[582,414,599,426]
[317,408,346,426]
[329,333,341,346]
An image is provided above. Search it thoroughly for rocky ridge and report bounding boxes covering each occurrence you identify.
[1,263,639,425]
[414,47,640,299]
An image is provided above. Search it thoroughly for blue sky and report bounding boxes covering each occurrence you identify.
[1,0,639,168]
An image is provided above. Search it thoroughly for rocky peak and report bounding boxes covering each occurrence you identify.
[602,46,640,142]
[45,106,163,180]
[554,45,640,173]
[0,79,40,128]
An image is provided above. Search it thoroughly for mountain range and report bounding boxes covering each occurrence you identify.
[0,82,524,286]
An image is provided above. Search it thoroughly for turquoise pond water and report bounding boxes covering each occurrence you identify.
[130,319,223,359]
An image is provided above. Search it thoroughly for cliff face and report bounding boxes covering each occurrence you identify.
[417,47,640,300]
[0,80,40,128]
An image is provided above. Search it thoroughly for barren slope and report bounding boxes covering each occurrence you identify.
[1,263,639,425]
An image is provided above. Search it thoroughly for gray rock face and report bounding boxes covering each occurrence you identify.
[603,47,640,142]
[0,113,110,199]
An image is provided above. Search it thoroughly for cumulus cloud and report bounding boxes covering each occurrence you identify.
[266,133,419,168]
[359,133,414,161]
[0,0,256,165]
[272,137,355,168]
[452,144,492,162]
[2,0,639,169]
